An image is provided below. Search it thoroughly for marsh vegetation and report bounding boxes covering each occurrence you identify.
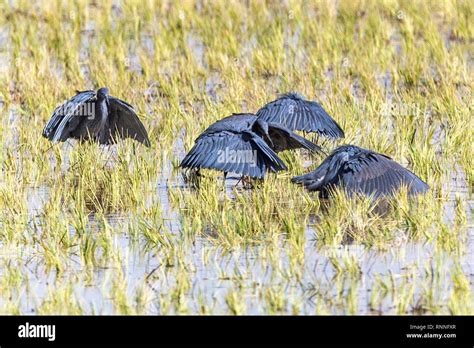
[0,0,472,314]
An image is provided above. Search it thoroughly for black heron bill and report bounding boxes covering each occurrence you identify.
[180,113,321,179]
[292,145,429,198]
[256,92,344,139]
[43,88,151,147]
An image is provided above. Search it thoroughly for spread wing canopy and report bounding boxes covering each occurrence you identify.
[339,152,429,198]
[292,145,429,198]
[104,97,151,147]
[42,90,96,142]
[256,93,344,138]
[180,130,287,178]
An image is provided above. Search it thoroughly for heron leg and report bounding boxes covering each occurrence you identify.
[235,176,243,187]
[102,146,116,169]
[234,176,253,189]
[183,168,202,187]
[66,139,74,149]
[65,140,79,171]
[242,176,253,189]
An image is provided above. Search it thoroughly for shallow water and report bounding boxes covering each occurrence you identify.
[0,152,469,315]
[0,2,472,315]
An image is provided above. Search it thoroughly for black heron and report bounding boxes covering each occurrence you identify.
[256,92,344,139]
[180,113,321,179]
[43,88,150,147]
[292,145,429,198]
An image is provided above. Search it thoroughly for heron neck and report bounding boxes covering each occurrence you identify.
[96,98,108,126]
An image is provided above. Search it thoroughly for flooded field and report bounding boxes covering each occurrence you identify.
[0,0,472,314]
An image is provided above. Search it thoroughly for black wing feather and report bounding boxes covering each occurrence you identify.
[292,145,429,197]
[340,153,429,197]
[43,90,96,142]
[180,130,287,178]
[256,93,344,138]
[267,122,321,153]
[106,97,151,147]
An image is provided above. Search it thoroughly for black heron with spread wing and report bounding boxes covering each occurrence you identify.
[43,88,150,147]
[292,145,429,198]
[256,92,344,139]
[180,113,321,179]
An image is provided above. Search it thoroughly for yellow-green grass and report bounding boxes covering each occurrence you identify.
[0,0,472,314]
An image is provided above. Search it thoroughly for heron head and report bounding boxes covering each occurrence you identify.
[97,87,109,100]
[255,119,273,147]
[280,91,305,100]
